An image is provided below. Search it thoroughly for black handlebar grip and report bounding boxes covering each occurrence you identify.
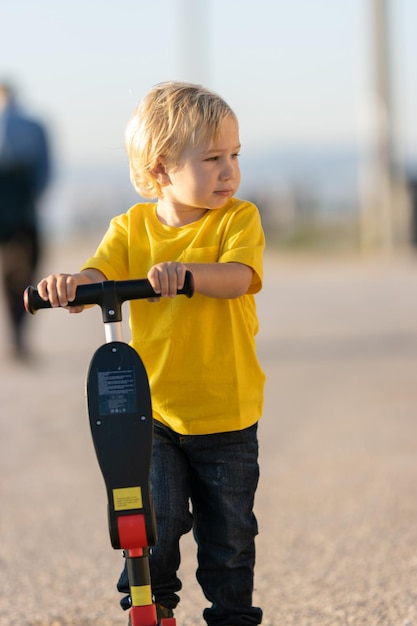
[24,270,194,315]
[23,285,50,314]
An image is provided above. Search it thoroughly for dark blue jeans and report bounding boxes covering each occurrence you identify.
[118,421,262,626]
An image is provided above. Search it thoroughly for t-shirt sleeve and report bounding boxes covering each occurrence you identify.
[80,213,129,280]
[218,201,264,294]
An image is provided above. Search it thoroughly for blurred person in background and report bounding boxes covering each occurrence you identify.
[0,81,51,359]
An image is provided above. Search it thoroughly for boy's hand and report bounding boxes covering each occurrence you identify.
[37,273,85,313]
[147,262,187,300]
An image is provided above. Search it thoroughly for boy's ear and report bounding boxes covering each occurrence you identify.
[152,160,171,185]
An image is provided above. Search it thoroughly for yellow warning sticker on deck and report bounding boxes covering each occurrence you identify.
[113,486,143,511]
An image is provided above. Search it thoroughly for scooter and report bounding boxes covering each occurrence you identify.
[24,272,194,626]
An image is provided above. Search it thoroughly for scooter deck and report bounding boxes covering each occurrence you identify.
[86,341,157,549]
[86,341,173,624]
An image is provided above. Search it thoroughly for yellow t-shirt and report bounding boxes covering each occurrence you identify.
[81,198,265,435]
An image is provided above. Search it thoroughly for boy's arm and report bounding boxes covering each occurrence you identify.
[186,262,253,298]
[147,262,253,299]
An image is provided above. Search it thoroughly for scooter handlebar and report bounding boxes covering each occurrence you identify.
[24,270,194,315]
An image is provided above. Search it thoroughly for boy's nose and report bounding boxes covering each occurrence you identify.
[220,160,237,180]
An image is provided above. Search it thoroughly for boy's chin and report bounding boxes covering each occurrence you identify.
[209,196,233,210]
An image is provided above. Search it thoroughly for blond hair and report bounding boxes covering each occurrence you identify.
[125,81,237,198]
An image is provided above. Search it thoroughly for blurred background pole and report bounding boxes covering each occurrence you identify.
[176,0,210,85]
[360,0,410,254]
[373,0,394,252]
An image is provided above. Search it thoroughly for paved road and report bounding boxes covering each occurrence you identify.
[1,241,417,625]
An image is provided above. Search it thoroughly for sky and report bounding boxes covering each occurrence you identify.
[1,0,416,169]
[1,0,417,236]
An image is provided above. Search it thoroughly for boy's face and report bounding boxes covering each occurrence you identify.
[162,115,241,212]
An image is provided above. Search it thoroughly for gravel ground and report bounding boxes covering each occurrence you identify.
[2,240,417,625]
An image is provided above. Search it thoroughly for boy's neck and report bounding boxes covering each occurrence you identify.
[156,201,208,227]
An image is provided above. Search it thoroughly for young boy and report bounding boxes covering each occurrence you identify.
[37,81,265,626]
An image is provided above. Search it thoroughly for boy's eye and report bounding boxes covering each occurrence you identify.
[204,153,240,162]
